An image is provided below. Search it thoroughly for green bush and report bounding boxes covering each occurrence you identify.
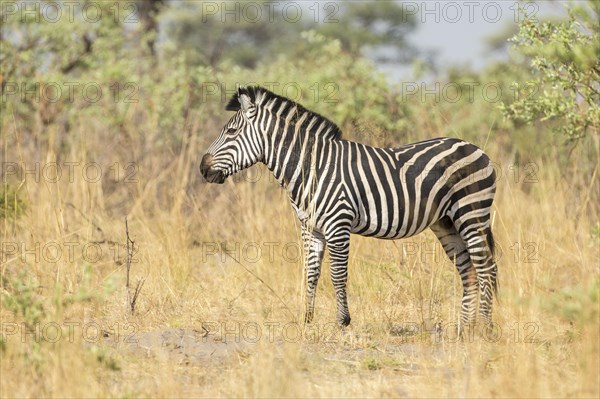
[501,3,600,141]
[0,182,26,220]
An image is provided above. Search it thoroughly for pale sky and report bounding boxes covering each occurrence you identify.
[378,0,571,82]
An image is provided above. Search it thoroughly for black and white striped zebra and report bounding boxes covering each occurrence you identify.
[201,86,498,329]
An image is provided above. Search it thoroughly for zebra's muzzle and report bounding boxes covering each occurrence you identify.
[200,154,227,184]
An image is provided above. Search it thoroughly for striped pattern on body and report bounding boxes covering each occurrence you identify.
[201,86,498,329]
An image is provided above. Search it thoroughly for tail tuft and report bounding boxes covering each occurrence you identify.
[487,229,499,297]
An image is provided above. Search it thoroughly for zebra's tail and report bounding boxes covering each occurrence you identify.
[487,228,499,298]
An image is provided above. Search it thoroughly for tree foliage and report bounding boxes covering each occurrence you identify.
[502,2,600,141]
[161,1,416,68]
[313,2,417,63]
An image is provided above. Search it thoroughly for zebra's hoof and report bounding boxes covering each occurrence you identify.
[337,315,351,327]
[304,311,314,324]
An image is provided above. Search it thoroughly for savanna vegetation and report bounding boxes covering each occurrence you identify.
[1,1,599,397]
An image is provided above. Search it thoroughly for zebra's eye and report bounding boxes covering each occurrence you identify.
[225,128,237,135]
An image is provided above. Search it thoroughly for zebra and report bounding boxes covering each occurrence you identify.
[200,86,498,330]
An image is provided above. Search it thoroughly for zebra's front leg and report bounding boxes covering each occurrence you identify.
[302,227,326,324]
[326,230,352,326]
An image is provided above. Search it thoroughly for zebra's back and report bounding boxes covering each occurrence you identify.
[314,137,495,240]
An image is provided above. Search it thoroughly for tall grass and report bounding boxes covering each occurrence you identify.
[1,98,598,398]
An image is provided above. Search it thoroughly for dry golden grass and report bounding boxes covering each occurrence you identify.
[1,112,599,398]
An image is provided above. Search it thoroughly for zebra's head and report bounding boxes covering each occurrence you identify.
[200,86,264,184]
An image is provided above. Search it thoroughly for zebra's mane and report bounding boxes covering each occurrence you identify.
[226,86,343,141]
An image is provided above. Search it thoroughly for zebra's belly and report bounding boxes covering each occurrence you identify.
[350,217,435,240]
[347,176,450,239]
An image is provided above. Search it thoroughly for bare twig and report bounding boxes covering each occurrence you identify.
[125,218,144,313]
[125,218,134,290]
[129,278,146,314]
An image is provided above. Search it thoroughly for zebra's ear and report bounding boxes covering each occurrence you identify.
[239,93,255,119]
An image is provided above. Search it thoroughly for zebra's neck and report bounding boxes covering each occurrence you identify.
[262,110,336,202]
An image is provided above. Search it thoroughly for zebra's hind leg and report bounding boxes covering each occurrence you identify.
[430,216,477,330]
[472,227,497,324]
[301,226,326,324]
[455,221,497,326]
